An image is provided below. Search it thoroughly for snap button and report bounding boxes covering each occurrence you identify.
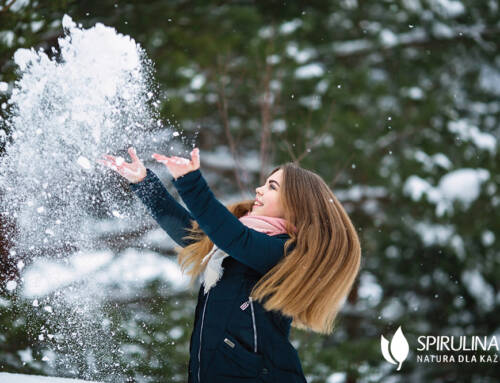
[262,367,269,374]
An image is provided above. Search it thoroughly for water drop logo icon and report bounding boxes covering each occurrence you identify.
[380,326,409,370]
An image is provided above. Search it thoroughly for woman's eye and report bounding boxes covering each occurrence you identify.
[270,184,276,190]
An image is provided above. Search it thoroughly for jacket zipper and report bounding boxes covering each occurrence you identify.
[198,289,210,383]
[249,297,258,353]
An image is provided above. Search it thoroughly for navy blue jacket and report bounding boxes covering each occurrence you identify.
[130,168,307,383]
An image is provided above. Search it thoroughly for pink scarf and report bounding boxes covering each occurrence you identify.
[239,212,297,235]
[201,213,295,294]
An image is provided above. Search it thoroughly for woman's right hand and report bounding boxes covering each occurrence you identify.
[98,147,147,184]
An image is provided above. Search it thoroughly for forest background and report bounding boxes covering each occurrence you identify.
[0,1,499,382]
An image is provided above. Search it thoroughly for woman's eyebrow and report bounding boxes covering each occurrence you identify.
[269,179,280,187]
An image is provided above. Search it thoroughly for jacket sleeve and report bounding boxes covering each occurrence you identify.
[171,169,289,275]
[129,168,196,247]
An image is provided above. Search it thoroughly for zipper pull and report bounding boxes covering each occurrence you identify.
[240,300,249,311]
[224,338,235,348]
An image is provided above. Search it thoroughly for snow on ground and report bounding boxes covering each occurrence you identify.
[0,373,100,383]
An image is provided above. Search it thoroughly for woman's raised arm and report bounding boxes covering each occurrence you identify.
[128,169,196,247]
[98,147,195,247]
[171,169,290,275]
[151,148,290,275]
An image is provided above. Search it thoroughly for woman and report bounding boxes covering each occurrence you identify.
[99,146,361,383]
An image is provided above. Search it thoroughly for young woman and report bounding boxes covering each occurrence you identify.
[99,146,361,383]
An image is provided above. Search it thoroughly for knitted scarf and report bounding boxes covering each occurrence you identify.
[201,212,295,295]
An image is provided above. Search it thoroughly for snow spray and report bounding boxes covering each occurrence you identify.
[0,15,185,381]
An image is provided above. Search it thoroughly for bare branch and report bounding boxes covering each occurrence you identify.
[330,152,356,189]
[214,55,247,194]
[258,58,274,184]
[256,31,282,184]
[280,139,298,163]
[295,100,336,163]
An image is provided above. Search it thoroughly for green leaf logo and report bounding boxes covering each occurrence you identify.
[380,326,409,370]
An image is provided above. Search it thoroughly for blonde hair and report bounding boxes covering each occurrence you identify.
[175,162,361,335]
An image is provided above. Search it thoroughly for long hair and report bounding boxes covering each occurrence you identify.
[175,162,361,335]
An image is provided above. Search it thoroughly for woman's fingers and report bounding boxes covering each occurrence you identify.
[152,153,168,161]
[169,156,191,165]
[191,147,200,167]
[98,158,114,167]
[153,153,190,167]
[153,151,198,166]
[128,147,140,163]
[100,148,199,170]
[102,154,117,162]
[99,154,128,171]
[152,153,170,165]
[98,158,118,171]
[102,154,128,166]
[121,166,143,177]
[102,148,199,181]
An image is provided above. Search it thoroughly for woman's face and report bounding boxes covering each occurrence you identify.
[250,169,284,218]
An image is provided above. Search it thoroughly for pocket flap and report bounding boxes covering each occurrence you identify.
[219,333,264,375]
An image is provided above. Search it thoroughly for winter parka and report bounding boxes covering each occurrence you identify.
[130,168,307,383]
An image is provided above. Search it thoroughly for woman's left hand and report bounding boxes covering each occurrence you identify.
[152,147,200,180]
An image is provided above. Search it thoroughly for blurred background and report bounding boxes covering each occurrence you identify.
[0,1,499,382]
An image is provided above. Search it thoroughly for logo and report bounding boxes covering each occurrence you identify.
[381,326,409,370]
[380,326,498,368]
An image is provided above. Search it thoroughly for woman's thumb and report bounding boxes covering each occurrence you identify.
[192,147,200,166]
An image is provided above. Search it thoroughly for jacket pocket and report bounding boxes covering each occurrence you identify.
[215,332,265,378]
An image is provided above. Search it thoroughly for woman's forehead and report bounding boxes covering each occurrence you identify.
[268,169,283,181]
